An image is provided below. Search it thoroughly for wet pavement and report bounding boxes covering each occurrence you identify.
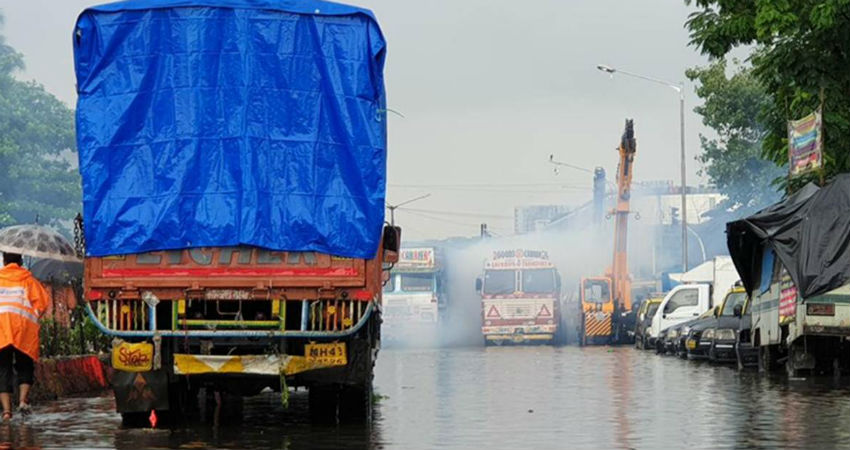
[5,346,850,449]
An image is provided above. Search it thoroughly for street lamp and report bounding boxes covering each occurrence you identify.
[386,194,431,226]
[596,63,688,271]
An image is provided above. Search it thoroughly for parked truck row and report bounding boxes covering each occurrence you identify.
[638,175,850,377]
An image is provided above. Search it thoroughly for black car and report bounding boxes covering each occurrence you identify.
[683,309,721,360]
[634,299,661,350]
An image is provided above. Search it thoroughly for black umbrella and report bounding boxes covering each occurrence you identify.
[29,258,83,285]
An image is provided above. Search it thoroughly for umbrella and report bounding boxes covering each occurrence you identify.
[0,225,80,263]
[29,258,83,285]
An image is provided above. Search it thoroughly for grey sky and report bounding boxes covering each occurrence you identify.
[2,0,710,240]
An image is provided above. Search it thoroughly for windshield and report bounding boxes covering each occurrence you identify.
[400,273,435,292]
[483,270,516,295]
[522,269,556,294]
[721,291,748,316]
[583,280,610,303]
[646,303,659,318]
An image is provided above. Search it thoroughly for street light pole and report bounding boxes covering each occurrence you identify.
[386,193,431,226]
[596,64,688,271]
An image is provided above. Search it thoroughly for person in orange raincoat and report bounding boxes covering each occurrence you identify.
[0,253,48,421]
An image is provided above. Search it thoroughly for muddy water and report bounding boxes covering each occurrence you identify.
[5,347,850,449]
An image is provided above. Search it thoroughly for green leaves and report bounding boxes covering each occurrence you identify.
[688,60,781,208]
[0,19,80,230]
[686,0,850,193]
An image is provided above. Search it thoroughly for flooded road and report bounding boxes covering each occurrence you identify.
[6,346,850,449]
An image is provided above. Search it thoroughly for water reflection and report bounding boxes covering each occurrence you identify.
[11,348,850,449]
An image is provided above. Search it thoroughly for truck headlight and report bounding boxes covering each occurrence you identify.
[716,328,736,341]
[702,328,715,340]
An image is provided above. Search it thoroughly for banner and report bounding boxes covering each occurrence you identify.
[788,108,823,176]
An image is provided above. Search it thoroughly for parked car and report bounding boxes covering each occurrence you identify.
[635,297,662,350]
[685,286,747,360]
[687,286,748,364]
[681,307,721,359]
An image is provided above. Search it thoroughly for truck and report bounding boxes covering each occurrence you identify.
[475,249,561,345]
[382,247,447,346]
[72,1,393,423]
[647,256,740,350]
[727,177,850,376]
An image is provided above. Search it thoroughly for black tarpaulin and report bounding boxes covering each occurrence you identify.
[726,177,843,299]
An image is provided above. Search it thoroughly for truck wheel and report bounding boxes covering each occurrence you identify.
[339,381,373,422]
[759,345,778,373]
[309,385,340,423]
[121,412,150,428]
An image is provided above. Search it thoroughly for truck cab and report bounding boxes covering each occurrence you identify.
[579,277,614,344]
[476,249,561,346]
[382,247,446,346]
[648,284,711,343]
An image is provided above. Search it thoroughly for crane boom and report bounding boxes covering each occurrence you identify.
[611,119,635,313]
[578,119,636,345]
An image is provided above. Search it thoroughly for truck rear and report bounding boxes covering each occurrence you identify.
[476,249,561,345]
[84,241,397,421]
[72,1,392,422]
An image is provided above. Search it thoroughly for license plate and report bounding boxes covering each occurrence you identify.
[112,341,153,372]
[686,339,697,350]
[305,342,347,366]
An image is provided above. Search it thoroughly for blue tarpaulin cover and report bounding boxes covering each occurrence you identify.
[73,0,386,258]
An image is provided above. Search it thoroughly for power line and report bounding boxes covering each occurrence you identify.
[396,206,514,219]
[399,209,511,234]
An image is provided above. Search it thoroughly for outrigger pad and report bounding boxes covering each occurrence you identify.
[112,370,169,413]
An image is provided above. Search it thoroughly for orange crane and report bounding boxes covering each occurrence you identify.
[579,119,636,345]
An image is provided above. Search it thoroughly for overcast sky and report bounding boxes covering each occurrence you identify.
[2,0,710,240]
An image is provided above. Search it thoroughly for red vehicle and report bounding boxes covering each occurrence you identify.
[84,230,399,423]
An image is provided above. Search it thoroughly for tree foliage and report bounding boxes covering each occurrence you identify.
[686,60,781,209]
[0,14,80,228]
[686,0,850,192]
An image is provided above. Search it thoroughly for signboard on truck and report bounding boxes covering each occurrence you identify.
[397,248,436,270]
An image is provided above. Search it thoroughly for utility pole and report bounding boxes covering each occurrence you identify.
[385,194,431,226]
[593,167,606,226]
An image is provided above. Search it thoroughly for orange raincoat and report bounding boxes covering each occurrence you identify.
[0,263,48,360]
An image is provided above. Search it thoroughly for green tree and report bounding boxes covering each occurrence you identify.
[685,0,850,191]
[0,13,80,228]
[686,60,781,209]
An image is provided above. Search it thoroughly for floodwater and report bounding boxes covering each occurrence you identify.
[5,346,850,450]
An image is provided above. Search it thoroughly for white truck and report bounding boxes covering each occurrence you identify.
[647,256,740,347]
[381,247,446,346]
[749,251,850,376]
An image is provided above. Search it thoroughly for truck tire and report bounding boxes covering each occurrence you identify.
[121,412,150,428]
[758,345,779,373]
[339,381,373,422]
[309,385,340,423]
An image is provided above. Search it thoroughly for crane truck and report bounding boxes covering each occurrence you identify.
[579,120,637,345]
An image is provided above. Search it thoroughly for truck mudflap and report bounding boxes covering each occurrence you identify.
[112,370,169,413]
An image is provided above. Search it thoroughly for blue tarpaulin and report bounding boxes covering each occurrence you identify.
[74,0,387,258]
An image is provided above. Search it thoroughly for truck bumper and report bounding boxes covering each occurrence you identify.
[484,334,553,344]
